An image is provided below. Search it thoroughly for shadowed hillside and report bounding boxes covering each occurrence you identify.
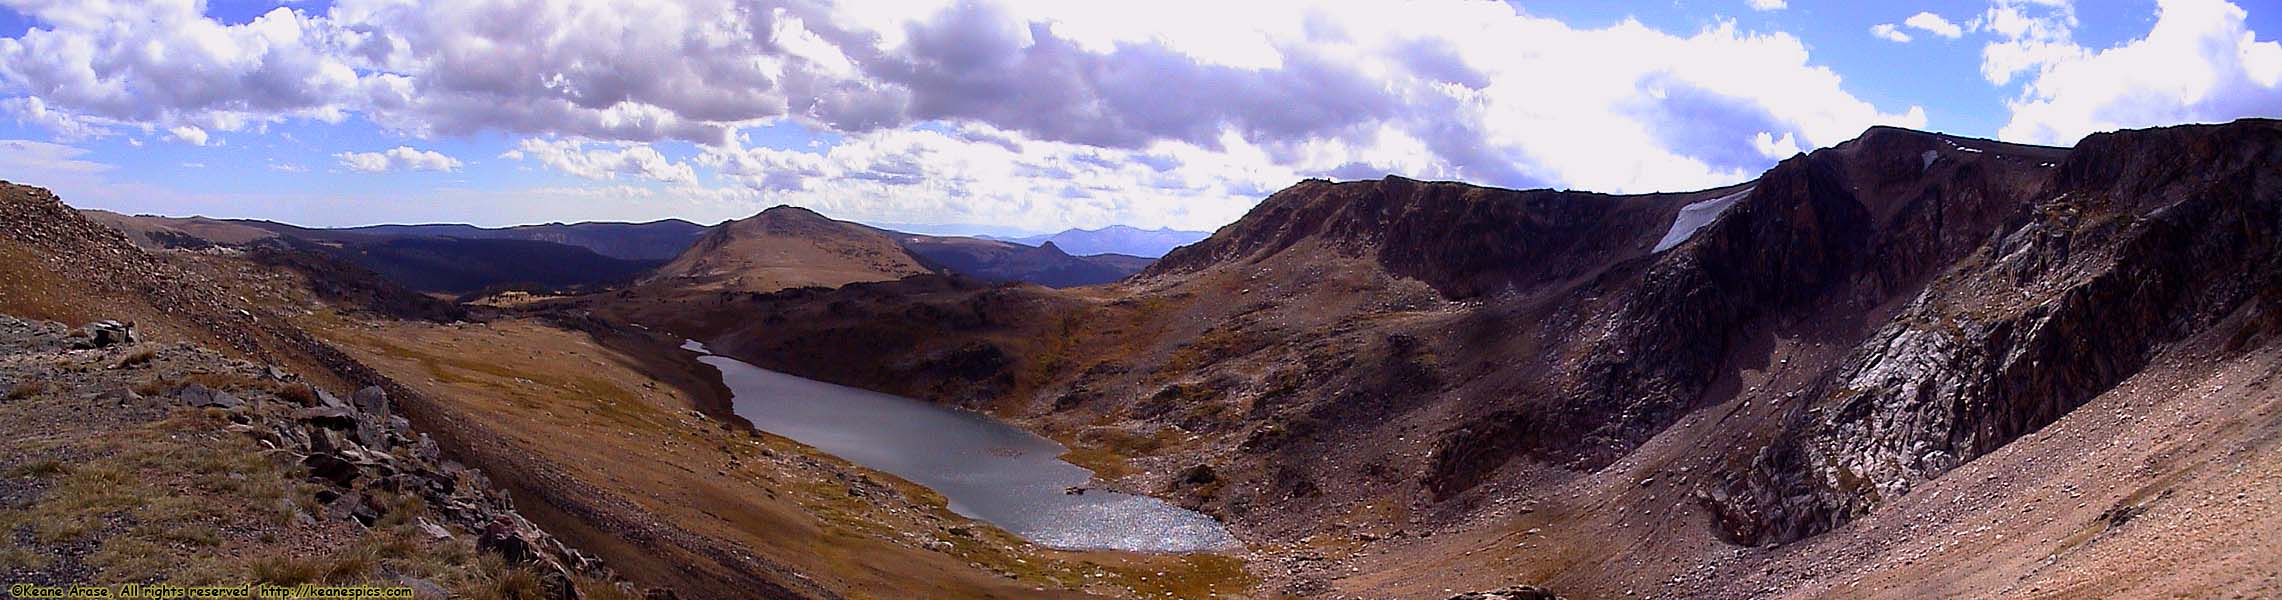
[603,120,2282,599]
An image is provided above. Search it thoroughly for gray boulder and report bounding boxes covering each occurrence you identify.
[353,386,390,418]
[177,384,243,410]
[84,320,135,347]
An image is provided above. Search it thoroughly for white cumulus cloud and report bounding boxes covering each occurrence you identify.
[0,0,1940,229]
[336,146,462,173]
[1872,23,1914,43]
[1987,0,2282,145]
[167,125,210,146]
[502,139,700,185]
[1905,12,1964,39]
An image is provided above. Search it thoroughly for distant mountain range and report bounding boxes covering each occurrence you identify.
[81,208,1167,293]
[985,225,1211,258]
[334,220,709,261]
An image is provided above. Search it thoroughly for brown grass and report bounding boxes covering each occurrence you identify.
[307,314,1258,598]
[5,380,51,400]
[275,382,319,406]
[113,348,156,369]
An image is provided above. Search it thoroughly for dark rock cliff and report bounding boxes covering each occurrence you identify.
[1704,120,2282,545]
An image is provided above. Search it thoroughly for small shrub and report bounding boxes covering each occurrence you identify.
[6,459,66,478]
[321,544,379,584]
[275,383,319,406]
[374,492,427,529]
[4,380,51,400]
[460,555,546,600]
[250,556,322,586]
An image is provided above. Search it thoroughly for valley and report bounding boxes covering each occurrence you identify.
[3,119,2280,600]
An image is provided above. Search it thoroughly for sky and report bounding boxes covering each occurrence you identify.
[0,0,2274,235]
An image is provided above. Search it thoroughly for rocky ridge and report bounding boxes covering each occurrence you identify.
[1705,119,2282,545]
[620,120,2282,598]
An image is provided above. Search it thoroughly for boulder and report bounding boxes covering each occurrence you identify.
[302,453,361,487]
[353,386,390,418]
[415,518,453,541]
[314,388,350,410]
[355,419,389,452]
[176,384,243,410]
[324,491,381,527]
[295,406,358,430]
[478,517,538,563]
[84,320,135,347]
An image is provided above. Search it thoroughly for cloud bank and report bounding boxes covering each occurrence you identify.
[0,0,2267,229]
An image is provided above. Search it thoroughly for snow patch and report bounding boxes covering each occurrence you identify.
[1654,187,1753,253]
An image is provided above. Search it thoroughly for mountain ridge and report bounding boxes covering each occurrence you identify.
[603,119,2282,599]
[988,224,1212,258]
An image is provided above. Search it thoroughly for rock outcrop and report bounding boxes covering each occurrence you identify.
[0,313,643,598]
[1704,120,2282,545]
[227,370,622,597]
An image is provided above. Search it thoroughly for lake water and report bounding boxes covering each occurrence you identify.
[683,340,1239,553]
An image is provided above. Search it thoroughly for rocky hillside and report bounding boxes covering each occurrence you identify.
[646,206,934,294]
[80,210,282,249]
[1705,119,2282,545]
[617,120,2282,598]
[80,210,669,296]
[0,315,645,597]
[14,181,1251,600]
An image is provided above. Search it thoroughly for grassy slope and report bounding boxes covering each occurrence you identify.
[0,320,624,598]
[302,314,1253,600]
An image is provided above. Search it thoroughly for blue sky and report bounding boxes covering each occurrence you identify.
[0,0,2274,234]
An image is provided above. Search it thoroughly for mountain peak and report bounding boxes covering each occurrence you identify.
[756,205,827,219]
[649,204,931,294]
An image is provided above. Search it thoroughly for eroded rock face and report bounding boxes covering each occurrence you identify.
[1426,126,2055,496]
[1706,120,2282,545]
